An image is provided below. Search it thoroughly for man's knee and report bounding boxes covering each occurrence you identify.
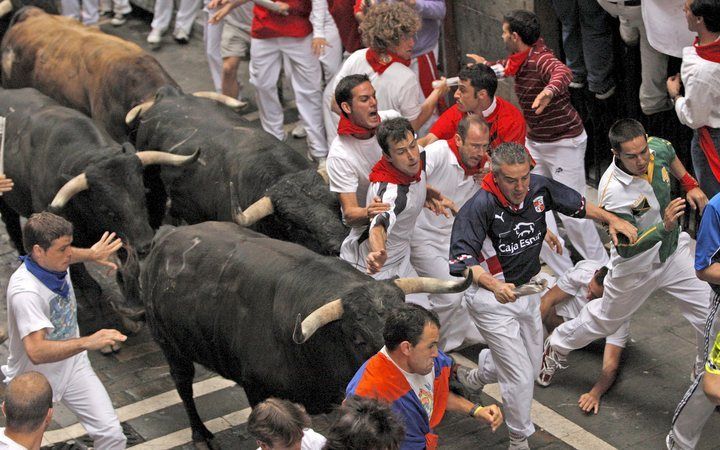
[222,58,240,77]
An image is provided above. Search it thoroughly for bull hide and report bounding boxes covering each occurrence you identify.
[1,7,178,142]
[132,85,348,255]
[142,222,407,446]
[0,87,157,322]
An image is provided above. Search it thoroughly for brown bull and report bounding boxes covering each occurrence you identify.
[1,7,177,141]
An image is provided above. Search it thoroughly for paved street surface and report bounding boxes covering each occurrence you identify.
[0,10,716,449]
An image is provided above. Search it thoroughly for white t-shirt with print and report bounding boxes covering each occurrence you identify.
[381,346,435,419]
[1,263,87,402]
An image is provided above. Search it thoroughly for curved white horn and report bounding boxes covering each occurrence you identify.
[293,299,344,344]
[513,278,548,297]
[394,271,473,295]
[192,91,247,111]
[136,149,200,166]
[125,99,155,125]
[0,0,13,18]
[233,196,273,227]
[50,173,89,209]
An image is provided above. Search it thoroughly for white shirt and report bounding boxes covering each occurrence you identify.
[340,172,427,273]
[380,346,435,419]
[675,44,720,129]
[1,264,86,402]
[0,430,28,450]
[554,260,630,347]
[327,49,423,122]
[414,139,483,244]
[642,0,694,57]
[327,110,401,206]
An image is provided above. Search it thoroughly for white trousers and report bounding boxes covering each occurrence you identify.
[99,0,130,14]
[670,290,720,449]
[250,35,328,158]
[527,132,610,276]
[61,355,126,449]
[151,0,202,34]
[318,17,343,83]
[466,286,543,438]
[550,234,709,360]
[410,238,482,352]
[203,4,224,92]
[596,0,671,115]
[61,0,99,25]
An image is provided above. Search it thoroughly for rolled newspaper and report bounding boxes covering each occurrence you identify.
[431,76,459,89]
[512,278,548,297]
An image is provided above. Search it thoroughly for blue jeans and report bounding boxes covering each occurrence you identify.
[551,0,614,94]
[691,128,720,199]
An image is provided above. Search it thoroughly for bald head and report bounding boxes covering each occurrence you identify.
[3,372,53,433]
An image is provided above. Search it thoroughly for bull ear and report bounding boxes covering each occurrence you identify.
[394,271,473,295]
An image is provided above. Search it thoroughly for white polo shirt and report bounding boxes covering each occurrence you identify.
[414,139,484,245]
[327,110,401,207]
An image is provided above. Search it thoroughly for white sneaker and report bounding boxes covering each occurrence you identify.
[455,365,485,394]
[173,29,190,44]
[508,432,530,450]
[110,12,127,26]
[292,124,307,138]
[147,28,163,48]
[536,337,567,387]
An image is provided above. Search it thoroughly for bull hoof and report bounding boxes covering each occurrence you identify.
[120,315,145,335]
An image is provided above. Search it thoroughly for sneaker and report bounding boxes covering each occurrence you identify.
[536,338,567,387]
[569,81,585,89]
[666,432,677,449]
[508,432,530,450]
[110,12,127,26]
[173,29,190,44]
[147,28,163,48]
[455,365,485,394]
[595,85,616,100]
[292,124,307,138]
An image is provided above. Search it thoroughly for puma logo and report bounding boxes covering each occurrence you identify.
[494,212,505,223]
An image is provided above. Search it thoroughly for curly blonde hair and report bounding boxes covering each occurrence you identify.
[359,2,420,53]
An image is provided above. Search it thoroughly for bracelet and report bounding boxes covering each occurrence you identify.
[680,172,699,192]
[468,403,483,417]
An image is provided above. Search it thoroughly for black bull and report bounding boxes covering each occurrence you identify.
[0,88,197,320]
[142,222,471,447]
[130,85,348,255]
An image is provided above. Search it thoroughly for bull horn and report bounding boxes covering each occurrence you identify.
[233,196,273,227]
[192,91,247,111]
[125,99,155,125]
[317,167,329,185]
[0,0,13,18]
[50,173,89,209]
[136,149,200,167]
[293,299,344,344]
[394,271,473,295]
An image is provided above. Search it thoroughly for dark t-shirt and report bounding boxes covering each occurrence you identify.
[449,174,586,285]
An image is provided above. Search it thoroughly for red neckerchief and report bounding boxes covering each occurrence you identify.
[694,36,720,62]
[480,172,521,211]
[365,48,411,75]
[337,115,377,137]
[447,139,486,176]
[369,157,421,185]
[503,47,531,77]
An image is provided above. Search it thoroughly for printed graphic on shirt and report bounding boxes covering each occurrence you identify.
[418,383,434,418]
[47,294,77,341]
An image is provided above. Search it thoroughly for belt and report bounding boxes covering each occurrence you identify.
[608,0,641,6]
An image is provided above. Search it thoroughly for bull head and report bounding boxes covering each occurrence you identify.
[50,150,200,209]
[292,272,473,344]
